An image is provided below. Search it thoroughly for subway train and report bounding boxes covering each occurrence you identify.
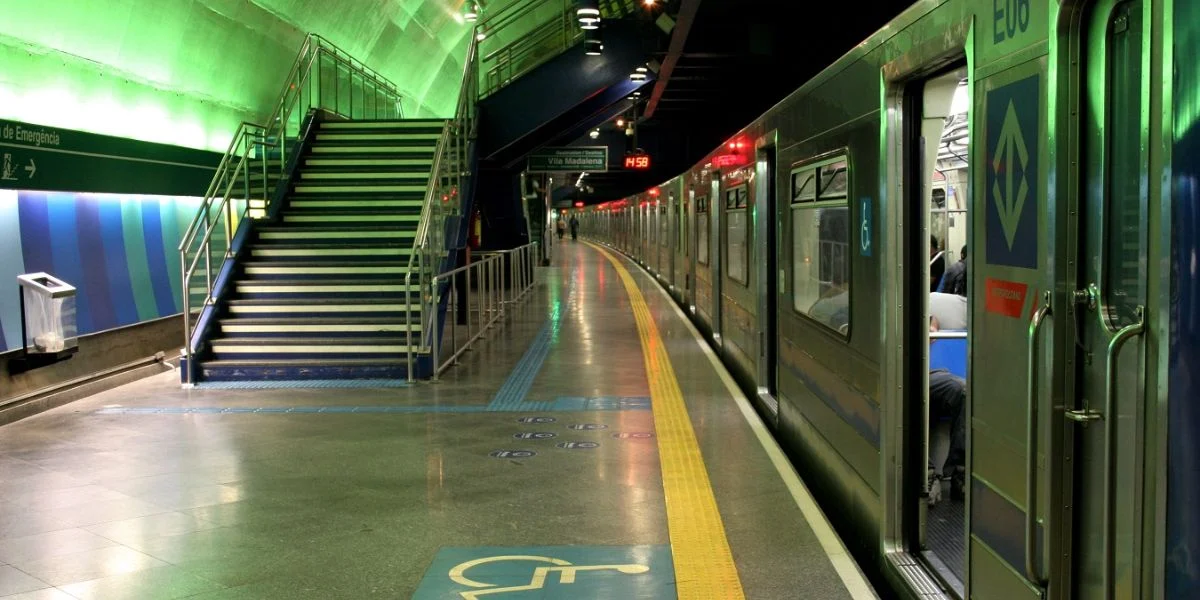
[574,0,1200,598]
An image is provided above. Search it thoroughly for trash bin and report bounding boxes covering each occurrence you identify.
[17,272,77,356]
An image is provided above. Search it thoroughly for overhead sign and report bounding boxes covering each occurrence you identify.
[0,119,220,196]
[984,74,1040,269]
[527,147,608,173]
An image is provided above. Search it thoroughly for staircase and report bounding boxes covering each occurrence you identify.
[196,119,445,382]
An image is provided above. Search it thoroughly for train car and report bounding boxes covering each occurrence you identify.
[578,0,1196,598]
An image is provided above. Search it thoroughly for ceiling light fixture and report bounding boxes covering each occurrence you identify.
[464,2,480,22]
[584,28,603,55]
[589,129,600,139]
[476,28,487,41]
[577,0,601,30]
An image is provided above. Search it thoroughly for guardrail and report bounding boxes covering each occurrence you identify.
[477,0,582,98]
[178,34,405,385]
[426,242,540,381]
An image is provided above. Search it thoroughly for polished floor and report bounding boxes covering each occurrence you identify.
[0,241,875,599]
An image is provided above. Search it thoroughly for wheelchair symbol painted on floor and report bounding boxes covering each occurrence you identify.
[448,555,651,599]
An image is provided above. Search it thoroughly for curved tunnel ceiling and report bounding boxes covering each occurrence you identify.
[0,0,479,152]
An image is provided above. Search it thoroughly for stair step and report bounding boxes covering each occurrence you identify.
[197,358,425,381]
[293,183,426,194]
[288,197,425,207]
[282,213,421,223]
[320,120,445,130]
[299,171,431,181]
[234,281,420,293]
[209,337,423,358]
[310,145,435,155]
[248,245,412,259]
[306,157,432,168]
[257,227,415,241]
[219,318,420,334]
[243,262,412,276]
[315,132,441,142]
[228,299,419,315]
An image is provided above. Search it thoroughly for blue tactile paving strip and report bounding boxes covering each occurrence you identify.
[95,397,652,415]
[489,321,553,410]
[193,379,411,390]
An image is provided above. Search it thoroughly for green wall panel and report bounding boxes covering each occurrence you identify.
[0,0,476,152]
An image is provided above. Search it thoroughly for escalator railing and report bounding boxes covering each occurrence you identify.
[178,34,405,385]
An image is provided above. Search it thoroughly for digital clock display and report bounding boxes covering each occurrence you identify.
[623,154,651,170]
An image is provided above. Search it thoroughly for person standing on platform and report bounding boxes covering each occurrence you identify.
[569,215,579,240]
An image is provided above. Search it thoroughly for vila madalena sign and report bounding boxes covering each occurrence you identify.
[527,146,608,173]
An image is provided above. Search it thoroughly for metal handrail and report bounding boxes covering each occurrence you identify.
[430,242,539,380]
[478,0,581,98]
[482,14,580,96]
[403,30,481,381]
[179,33,406,385]
[1024,291,1052,588]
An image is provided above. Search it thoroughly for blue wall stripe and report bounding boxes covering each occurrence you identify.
[75,196,117,330]
[0,190,24,351]
[98,198,138,327]
[18,192,53,274]
[46,193,91,333]
[140,200,178,318]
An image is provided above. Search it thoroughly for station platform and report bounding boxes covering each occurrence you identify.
[0,241,876,600]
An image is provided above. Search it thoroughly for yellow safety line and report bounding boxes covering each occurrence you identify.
[584,241,745,600]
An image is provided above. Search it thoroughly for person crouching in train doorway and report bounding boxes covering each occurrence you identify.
[928,316,966,505]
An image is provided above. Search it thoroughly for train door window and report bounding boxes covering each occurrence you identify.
[1099,0,1147,325]
[725,184,750,285]
[791,156,850,336]
[697,195,710,264]
[660,201,669,247]
[680,191,688,256]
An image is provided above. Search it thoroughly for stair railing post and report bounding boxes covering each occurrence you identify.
[436,274,446,381]
[181,250,192,386]
[466,255,473,342]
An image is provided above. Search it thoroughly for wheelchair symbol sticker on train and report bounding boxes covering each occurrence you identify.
[412,545,674,599]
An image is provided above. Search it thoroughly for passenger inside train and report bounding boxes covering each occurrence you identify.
[929,235,946,292]
[928,316,967,506]
[939,245,967,296]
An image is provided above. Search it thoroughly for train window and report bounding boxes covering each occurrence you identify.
[697,195,710,265]
[726,184,749,285]
[792,169,817,203]
[791,156,851,335]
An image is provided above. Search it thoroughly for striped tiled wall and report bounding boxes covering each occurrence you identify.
[0,190,200,352]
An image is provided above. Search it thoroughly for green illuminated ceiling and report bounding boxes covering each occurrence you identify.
[0,0,478,152]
